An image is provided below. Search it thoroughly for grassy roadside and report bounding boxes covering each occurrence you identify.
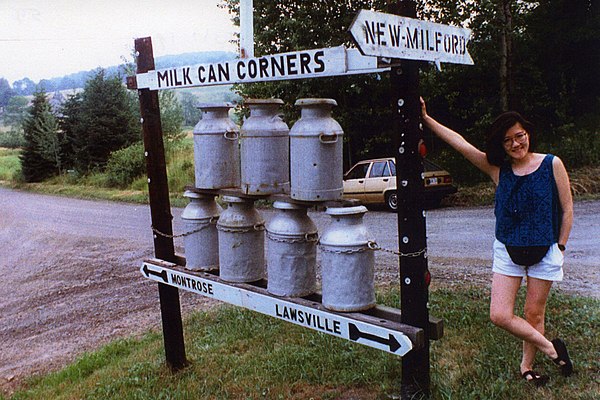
[0,148,21,182]
[0,144,191,208]
[4,287,598,399]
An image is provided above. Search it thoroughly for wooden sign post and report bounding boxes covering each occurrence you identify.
[134,37,187,371]
[390,1,430,397]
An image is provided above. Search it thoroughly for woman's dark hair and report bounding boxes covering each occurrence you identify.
[485,111,535,166]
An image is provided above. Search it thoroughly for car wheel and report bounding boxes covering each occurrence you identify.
[385,191,397,211]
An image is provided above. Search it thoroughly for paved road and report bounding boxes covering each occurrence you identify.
[1,186,598,292]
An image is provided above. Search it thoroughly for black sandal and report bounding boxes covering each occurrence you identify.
[551,338,573,377]
[522,370,549,387]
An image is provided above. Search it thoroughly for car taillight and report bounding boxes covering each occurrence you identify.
[443,176,452,184]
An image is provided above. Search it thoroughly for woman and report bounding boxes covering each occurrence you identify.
[420,98,574,386]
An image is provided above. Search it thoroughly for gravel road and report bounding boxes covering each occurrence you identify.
[1,187,598,393]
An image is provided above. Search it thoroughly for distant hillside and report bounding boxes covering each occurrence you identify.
[16,51,237,95]
[155,51,237,69]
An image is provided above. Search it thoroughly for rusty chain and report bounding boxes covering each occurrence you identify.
[215,223,265,233]
[151,217,218,239]
[318,240,427,258]
[153,225,425,258]
[266,231,319,244]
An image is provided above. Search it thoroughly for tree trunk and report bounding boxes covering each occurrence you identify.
[499,0,514,111]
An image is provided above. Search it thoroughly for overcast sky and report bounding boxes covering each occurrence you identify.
[0,0,237,84]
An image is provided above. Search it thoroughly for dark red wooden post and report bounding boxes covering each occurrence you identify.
[135,37,187,371]
[389,2,431,397]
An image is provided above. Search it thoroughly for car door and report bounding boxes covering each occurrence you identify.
[364,160,393,203]
[343,161,370,202]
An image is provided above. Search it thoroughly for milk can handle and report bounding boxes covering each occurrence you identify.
[305,233,319,242]
[319,133,338,144]
[224,131,239,141]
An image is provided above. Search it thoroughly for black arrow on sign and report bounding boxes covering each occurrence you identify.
[142,264,168,283]
[348,323,401,353]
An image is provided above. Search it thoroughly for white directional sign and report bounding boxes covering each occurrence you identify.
[141,260,415,356]
[135,46,388,90]
[350,10,473,65]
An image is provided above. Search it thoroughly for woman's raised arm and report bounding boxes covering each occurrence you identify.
[420,98,499,184]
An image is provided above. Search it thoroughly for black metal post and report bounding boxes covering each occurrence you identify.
[390,1,431,397]
[135,37,187,371]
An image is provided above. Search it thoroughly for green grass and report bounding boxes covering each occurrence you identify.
[0,140,195,208]
[0,148,21,181]
[6,287,599,400]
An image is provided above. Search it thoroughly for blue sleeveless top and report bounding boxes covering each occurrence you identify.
[495,154,561,246]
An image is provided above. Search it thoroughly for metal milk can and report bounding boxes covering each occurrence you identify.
[319,206,375,312]
[181,190,221,271]
[216,196,265,282]
[240,99,290,194]
[266,201,318,297]
[289,98,344,201]
[193,103,240,189]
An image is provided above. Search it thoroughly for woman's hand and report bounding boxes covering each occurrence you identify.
[420,97,428,120]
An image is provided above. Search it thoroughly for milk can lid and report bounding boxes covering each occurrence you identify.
[325,205,368,216]
[221,195,249,203]
[294,98,337,107]
[183,190,215,200]
[273,201,307,210]
[244,98,284,105]
[196,102,234,110]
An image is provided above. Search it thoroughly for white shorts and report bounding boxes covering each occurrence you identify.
[492,239,564,281]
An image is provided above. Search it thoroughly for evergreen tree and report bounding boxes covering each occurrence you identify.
[58,92,83,170]
[64,69,140,172]
[20,89,62,182]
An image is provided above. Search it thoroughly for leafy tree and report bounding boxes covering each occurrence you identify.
[520,0,600,127]
[0,78,15,108]
[104,142,146,188]
[37,79,57,93]
[0,94,28,148]
[3,96,29,127]
[416,0,599,180]
[159,90,185,143]
[12,77,37,96]
[20,89,62,181]
[61,69,140,172]
[180,91,202,126]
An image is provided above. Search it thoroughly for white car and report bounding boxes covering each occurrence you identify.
[342,157,457,210]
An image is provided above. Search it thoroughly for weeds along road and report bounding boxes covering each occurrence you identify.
[0,186,598,392]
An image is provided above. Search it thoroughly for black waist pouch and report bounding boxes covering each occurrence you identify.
[506,245,550,266]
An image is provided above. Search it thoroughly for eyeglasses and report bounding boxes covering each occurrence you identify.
[503,131,528,147]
